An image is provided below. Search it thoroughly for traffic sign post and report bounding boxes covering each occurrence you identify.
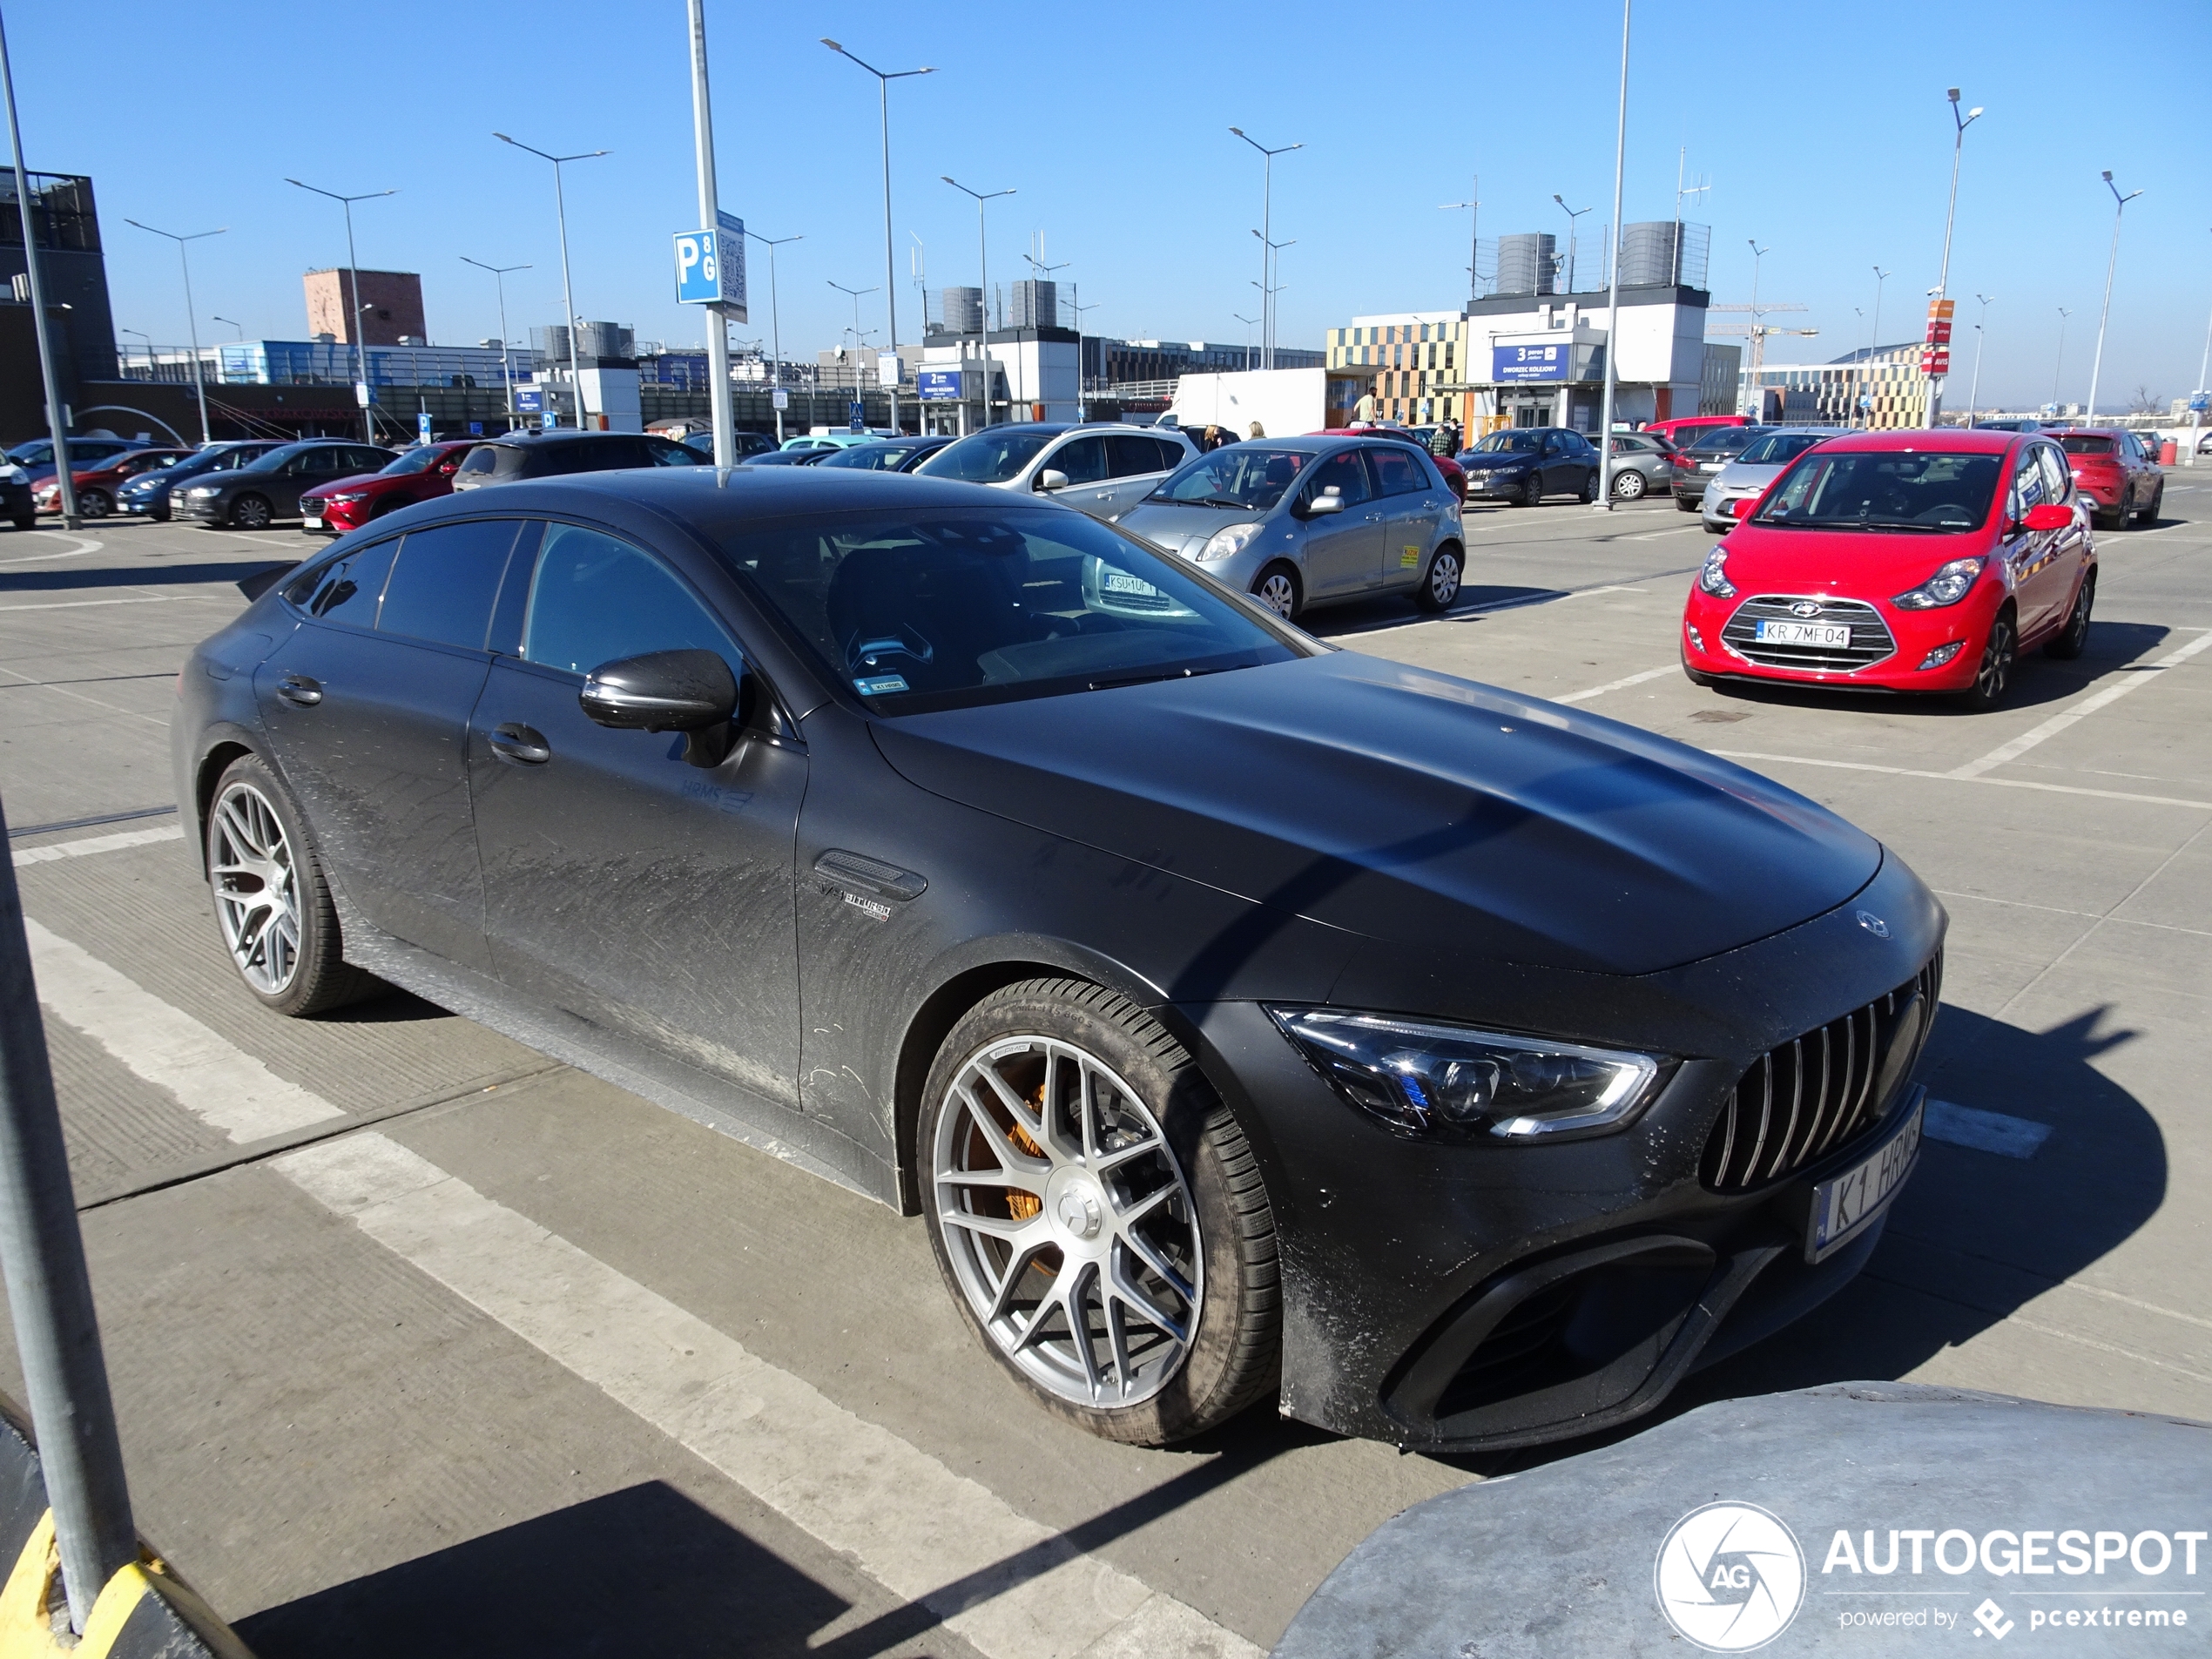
[849,399,865,434]
[416,410,433,444]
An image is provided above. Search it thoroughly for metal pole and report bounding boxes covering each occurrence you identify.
[2,14,80,529]
[2193,239,2210,466]
[552,165,583,429]
[2052,307,2070,415]
[1925,90,1981,428]
[342,199,371,443]
[462,259,528,430]
[1594,0,1629,509]
[0,791,137,1633]
[685,0,734,465]
[175,239,211,444]
[2086,172,2139,428]
[824,44,934,437]
[747,232,799,443]
[943,179,1014,430]
[1965,293,1993,428]
[1230,130,1299,372]
[1864,268,1888,428]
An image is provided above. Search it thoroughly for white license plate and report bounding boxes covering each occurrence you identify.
[1809,1093,1922,1261]
[1101,571,1158,596]
[1755,620,1852,648]
[302,516,323,529]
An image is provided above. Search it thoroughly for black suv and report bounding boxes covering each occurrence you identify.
[450,431,710,492]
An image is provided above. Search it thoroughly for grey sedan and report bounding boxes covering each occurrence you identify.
[1700,428,1836,530]
[1603,431,1677,500]
[1116,435,1464,621]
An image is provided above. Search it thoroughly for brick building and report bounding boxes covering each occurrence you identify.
[303,268,425,345]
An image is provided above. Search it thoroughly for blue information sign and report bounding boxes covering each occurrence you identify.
[2191,393,2210,413]
[416,411,433,442]
[918,368,963,401]
[849,400,866,433]
[1492,342,1568,383]
[516,388,543,413]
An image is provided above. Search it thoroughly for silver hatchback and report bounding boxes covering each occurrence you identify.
[1116,436,1464,621]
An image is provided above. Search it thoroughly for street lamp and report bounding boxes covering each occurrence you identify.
[1229,128,1300,368]
[1551,195,1591,295]
[212,315,245,341]
[943,176,1014,432]
[1965,293,1994,428]
[1065,285,1098,420]
[2084,171,2141,426]
[280,180,390,444]
[1924,87,1983,426]
[2052,307,2072,416]
[1743,241,1770,414]
[493,133,607,430]
[119,328,153,378]
[745,230,801,442]
[1861,266,1890,428]
[828,280,879,383]
[1440,180,1480,307]
[2192,230,2212,466]
[822,41,934,437]
[1234,312,1259,372]
[1593,0,1629,509]
[461,257,529,428]
[122,217,225,445]
[1251,228,1293,367]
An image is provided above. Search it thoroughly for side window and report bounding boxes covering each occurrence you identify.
[354,448,393,472]
[2010,448,2047,516]
[1046,435,1110,486]
[1147,436,1188,473]
[1366,445,1427,497]
[2035,445,2072,506]
[520,523,739,676]
[288,539,397,629]
[1300,449,1372,509]
[1541,433,1566,455]
[375,520,526,651]
[1103,435,1160,478]
[644,437,704,467]
[455,447,497,475]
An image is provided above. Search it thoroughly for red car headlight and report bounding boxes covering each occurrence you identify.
[1892,556,1986,610]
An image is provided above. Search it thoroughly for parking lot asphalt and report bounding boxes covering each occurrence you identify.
[0,484,2205,1656]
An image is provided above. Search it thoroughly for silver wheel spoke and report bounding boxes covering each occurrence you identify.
[1109,1254,1188,1344]
[1121,1224,1196,1305]
[940,1165,1048,1197]
[1112,1181,1177,1228]
[954,1081,1050,1183]
[941,1207,1044,1243]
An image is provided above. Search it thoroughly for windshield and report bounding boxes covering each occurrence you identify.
[1750,450,2003,533]
[914,429,1056,484]
[718,506,1302,714]
[7,441,52,467]
[381,446,450,475]
[2059,435,2114,456]
[817,444,911,470]
[1691,428,1764,457]
[1471,431,1541,454]
[1149,445,1312,510]
[1737,433,1829,466]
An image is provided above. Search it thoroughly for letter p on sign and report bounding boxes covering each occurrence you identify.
[674,229,722,305]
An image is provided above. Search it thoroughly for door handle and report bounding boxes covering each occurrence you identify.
[487,723,551,765]
[276,673,322,707]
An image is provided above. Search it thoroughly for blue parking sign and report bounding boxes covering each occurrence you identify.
[675,229,724,305]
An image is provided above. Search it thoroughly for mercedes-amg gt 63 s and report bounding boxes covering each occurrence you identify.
[176,468,1943,1452]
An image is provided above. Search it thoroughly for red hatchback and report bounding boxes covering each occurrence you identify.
[1680,428,2094,711]
[300,440,475,534]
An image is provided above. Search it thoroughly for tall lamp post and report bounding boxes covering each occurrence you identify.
[1440,179,1480,307]
[1860,266,1890,428]
[125,219,225,446]
[823,41,934,438]
[212,314,245,341]
[829,279,878,421]
[1743,240,1770,415]
[1067,287,1097,419]
[1229,128,1300,369]
[943,176,1014,433]
[2084,171,2141,427]
[1964,293,1994,428]
[462,256,529,429]
[1234,312,1259,372]
[1592,0,1629,509]
[1251,229,1293,372]
[2051,307,2072,415]
[2,15,81,525]
[282,179,391,444]
[494,133,606,431]
[1551,195,1591,295]
[2191,230,2211,467]
[746,230,800,442]
[1923,87,1982,427]
[119,327,152,377]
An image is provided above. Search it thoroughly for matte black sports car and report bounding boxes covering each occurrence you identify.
[174,469,1944,1452]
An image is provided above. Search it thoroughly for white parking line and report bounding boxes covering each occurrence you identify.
[1952,629,2212,779]
[1922,1099,2052,1159]
[0,533,104,564]
[0,594,226,614]
[1629,524,1703,541]
[280,1133,1258,1659]
[1708,749,2212,812]
[12,823,184,867]
[24,919,343,1141]
[1556,664,1676,704]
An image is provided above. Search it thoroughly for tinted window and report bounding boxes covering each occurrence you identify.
[1047,435,1110,485]
[1300,449,1373,508]
[1366,445,1427,496]
[2059,435,2114,456]
[1107,434,1170,477]
[1472,431,1541,454]
[1753,449,2002,533]
[455,447,498,475]
[644,438,705,467]
[287,539,397,628]
[718,507,1300,713]
[345,448,391,472]
[521,524,738,676]
[376,520,524,651]
[914,429,1056,483]
[1737,433,1828,466]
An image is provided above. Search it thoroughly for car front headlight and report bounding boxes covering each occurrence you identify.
[1697,547,1736,597]
[1268,1008,1669,1142]
[1892,556,1985,610]
[1197,521,1264,562]
[325,491,367,503]
[185,486,218,499]
[1,466,26,486]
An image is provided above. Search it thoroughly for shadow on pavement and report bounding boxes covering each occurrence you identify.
[0,561,291,593]
[1305,583,1566,639]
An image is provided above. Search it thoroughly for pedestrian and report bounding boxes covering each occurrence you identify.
[1201,423,1225,452]
[1354,390,1379,424]
[1248,421,1265,440]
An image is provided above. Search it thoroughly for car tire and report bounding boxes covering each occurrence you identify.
[1612,469,1647,500]
[1579,470,1599,504]
[1251,562,1302,621]
[1676,495,1700,513]
[1958,610,2017,712]
[1518,475,1543,509]
[78,489,111,519]
[205,754,384,1017]
[228,494,273,531]
[2133,482,2162,527]
[1414,543,1463,613]
[918,977,1280,1447]
[10,515,30,533]
[2044,571,2094,660]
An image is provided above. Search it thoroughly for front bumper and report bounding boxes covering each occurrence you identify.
[301,499,367,534]
[1461,469,1534,501]
[1682,585,1987,693]
[1182,850,1944,1451]
[173,495,228,522]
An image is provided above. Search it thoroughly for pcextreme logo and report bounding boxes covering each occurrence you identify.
[1655,1501,1808,1652]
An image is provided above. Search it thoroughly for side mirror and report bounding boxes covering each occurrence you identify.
[1301,488,1346,517]
[2020,502,2073,533]
[1036,469,1069,492]
[580,650,738,767]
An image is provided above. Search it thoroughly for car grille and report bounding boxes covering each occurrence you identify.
[1701,954,1941,1192]
[1722,595,1897,672]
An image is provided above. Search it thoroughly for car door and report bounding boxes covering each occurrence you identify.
[253,517,529,968]
[1291,448,1383,597]
[1537,432,1573,496]
[1999,443,2068,636]
[273,447,347,515]
[467,518,806,1109]
[2030,442,2089,630]
[1364,445,1440,591]
[1033,434,1114,510]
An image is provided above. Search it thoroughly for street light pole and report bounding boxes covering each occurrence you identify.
[1235,312,1259,372]
[829,280,878,422]
[1066,286,1097,419]
[1230,128,1300,369]
[823,42,934,439]
[1965,293,1994,428]
[495,134,607,431]
[2192,231,2211,467]
[1440,179,1480,307]
[2052,307,2071,416]
[119,327,152,378]
[1924,87,1982,427]
[684,0,738,465]
[1744,241,1770,415]
[283,179,392,444]
[212,315,245,341]
[1861,266,1890,428]
[1,13,81,526]
[2085,171,2141,428]
[1593,0,1630,509]
[1551,195,1591,296]
[462,257,529,430]
[943,177,1014,431]
[746,231,800,442]
[123,220,224,446]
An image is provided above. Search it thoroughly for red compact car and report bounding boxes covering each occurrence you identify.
[1680,428,2094,711]
[32,446,195,517]
[300,439,476,533]
[2056,428,2163,530]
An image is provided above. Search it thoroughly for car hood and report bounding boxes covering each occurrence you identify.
[1714,523,1994,595]
[869,651,1880,976]
[1117,501,1266,553]
[1713,461,1788,490]
[1456,451,1539,470]
[301,472,384,499]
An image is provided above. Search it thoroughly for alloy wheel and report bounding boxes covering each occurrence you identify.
[210,781,302,995]
[1612,469,1646,500]
[1423,549,1462,610]
[79,489,111,519]
[232,495,272,530]
[932,1035,1204,1409]
[1253,569,1298,619]
[1974,617,2014,705]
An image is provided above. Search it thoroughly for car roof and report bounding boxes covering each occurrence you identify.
[412,461,1026,524]
[1795,428,2020,455]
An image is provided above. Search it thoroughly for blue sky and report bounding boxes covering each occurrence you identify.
[13,0,2209,415]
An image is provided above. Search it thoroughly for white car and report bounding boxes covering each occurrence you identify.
[914,422,1199,519]
[1700,428,1837,531]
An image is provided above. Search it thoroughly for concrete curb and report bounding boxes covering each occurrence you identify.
[0,1391,253,1656]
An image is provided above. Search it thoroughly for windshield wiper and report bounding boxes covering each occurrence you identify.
[1086,661,1256,691]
